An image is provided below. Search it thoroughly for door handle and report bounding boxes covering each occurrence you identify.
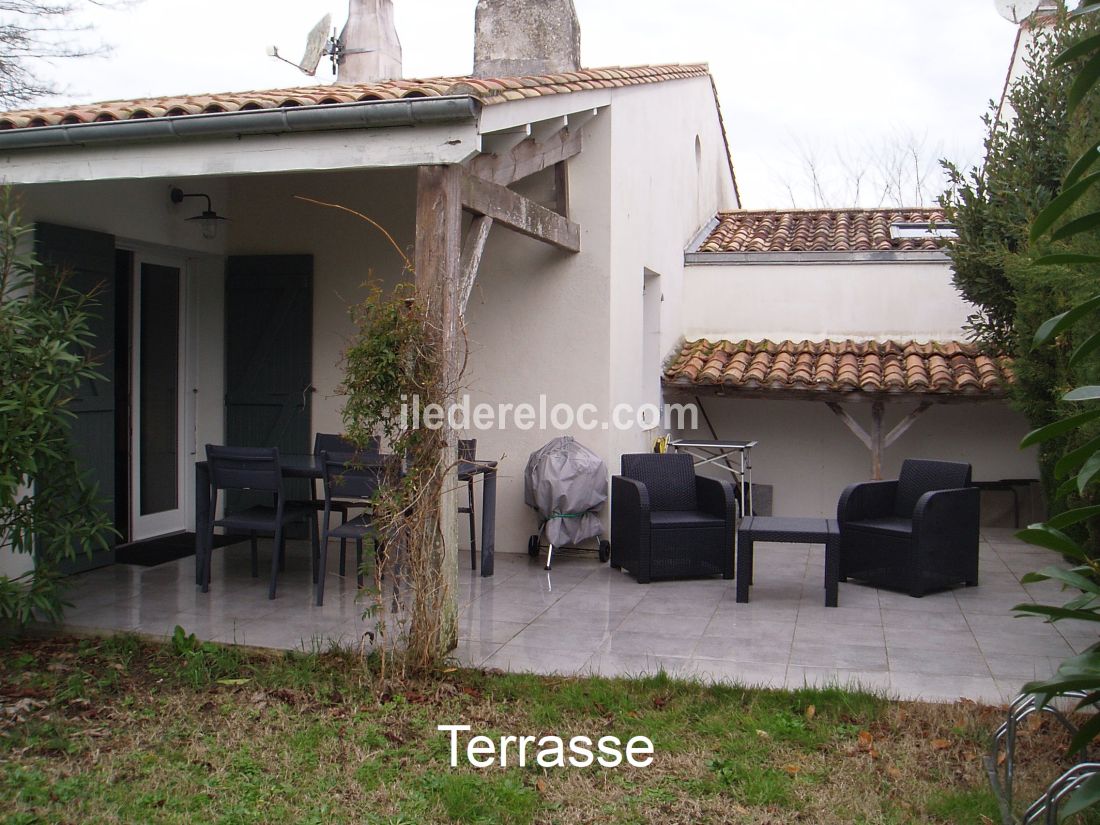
[301,384,316,407]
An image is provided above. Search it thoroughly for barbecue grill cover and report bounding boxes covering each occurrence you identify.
[524,436,608,547]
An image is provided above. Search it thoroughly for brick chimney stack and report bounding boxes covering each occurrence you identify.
[473,0,581,78]
[337,0,402,83]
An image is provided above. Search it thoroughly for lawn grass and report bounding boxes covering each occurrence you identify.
[0,632,1088,824]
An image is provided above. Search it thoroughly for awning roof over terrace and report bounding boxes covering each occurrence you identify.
[663,338,1016,479]
[664,338,1014,403]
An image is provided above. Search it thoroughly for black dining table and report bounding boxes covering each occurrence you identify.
[194,453,498,586]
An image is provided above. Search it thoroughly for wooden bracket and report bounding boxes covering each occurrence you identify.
[827,400,933,479]
[458,215,493,315]
[467,128,583,187]
[461,171,580,253]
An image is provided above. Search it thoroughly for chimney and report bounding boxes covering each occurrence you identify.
[337,0,402,83]
[473,0,581,78]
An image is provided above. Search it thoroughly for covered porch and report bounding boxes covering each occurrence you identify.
[54,527,1082,706]
[2,89,596,581]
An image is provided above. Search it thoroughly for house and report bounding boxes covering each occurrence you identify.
[0,0,739,581]
[664,207,1039,521]
[0,0,1041,592]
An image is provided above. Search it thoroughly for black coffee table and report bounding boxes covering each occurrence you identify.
[736,516,840,607]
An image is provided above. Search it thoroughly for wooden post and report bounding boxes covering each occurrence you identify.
[828,399,932,480]
[870,401,885,480]
[414,164,463,652]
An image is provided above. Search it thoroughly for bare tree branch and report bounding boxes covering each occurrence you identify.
[770,127,948,209]
[0,0,138,107]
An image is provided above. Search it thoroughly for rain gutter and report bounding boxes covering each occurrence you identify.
[0,96,481,151]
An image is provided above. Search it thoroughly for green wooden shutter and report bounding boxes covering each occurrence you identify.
[224,256,314,510]
[35,222,118,573]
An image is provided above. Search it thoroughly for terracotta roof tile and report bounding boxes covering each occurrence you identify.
[696,208,950,253]
[0,64,709,131]
[664,339,1013,398]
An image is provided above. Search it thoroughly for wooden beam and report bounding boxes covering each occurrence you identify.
[531,115,568,143]
[827,402,873,450]
[829,399,930,480]
[554,160,570,217]
[461,171,581,253]
[458,215,493,315]
[883,401,932,449]
[870,401,885,480]
[481,126,531,155]
[467,128,583,186]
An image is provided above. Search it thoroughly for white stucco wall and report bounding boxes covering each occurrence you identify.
[682,258,975,343]
[4,76,742,565]
[463,75,739,555]
[604,79,740,468]
[675,397,1039,521]
[224,167,418,436]
[672,252,1039,523]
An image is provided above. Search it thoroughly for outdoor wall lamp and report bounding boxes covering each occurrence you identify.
[169,187,228,240]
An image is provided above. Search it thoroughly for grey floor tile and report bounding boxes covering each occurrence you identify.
[509,623,612,653]
[482,644,592,675]
[612,610,708,638]
[887,649,991,678]
[883,627,979,653]
[880,608,969,631]
[974,631,1073,657]
[693,636,792,665]
[599,630,705,659]
[456,618,527,644]
[701,616,796,646]
[583,652,690,679]
[984,653,1060,682]
[450,640,504,668]
[789,641,889,671]
[890,672,1004,705]
[795,605,883,627]
[793,622,885,647]
[784,666,892,693]
[683,659,787,688]
[49,531,1089,707]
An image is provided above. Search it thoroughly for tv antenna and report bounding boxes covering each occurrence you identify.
[993,0,1043,23]
[268,11,379,77]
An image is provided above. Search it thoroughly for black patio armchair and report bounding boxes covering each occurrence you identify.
[611,453,737,583]
[837,458,980,597]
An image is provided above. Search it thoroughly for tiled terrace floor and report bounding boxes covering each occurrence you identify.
[55,528,1091,705]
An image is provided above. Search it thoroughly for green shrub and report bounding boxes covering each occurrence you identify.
[0,190,113,627]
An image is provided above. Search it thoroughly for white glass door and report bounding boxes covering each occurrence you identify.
[130,254,187,540]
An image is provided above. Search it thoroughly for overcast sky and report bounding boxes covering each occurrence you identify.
[38,0,1021,208]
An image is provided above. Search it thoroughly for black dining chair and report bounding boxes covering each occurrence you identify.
[316,450,393,606]
[204,445,320,600]
[457,438,478,570]
[311,433,381,576]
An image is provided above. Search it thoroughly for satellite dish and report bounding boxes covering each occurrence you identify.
[994,0,1043,23]
[299,14,332,76]
[268,13,335,77]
